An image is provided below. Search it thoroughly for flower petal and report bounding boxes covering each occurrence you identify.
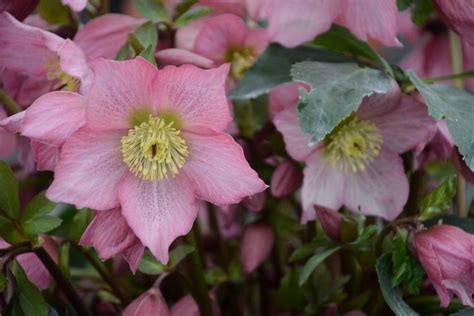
[153,64,231,134]
[46,128,128,210]
[240,224,274,274]
[86,57,158,131]
[0,107,16,157]
[58,39,93,95]
[0,0,38,21]
[31,141,60,171]
[155,48,215,68]
[273,105,315,161]
[182,132,267,206]
[344,149,408,220]
[119,173,197,264]
[61,0,87,12]
[22,91,86,147]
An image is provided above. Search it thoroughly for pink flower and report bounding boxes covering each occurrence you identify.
[261,0,400,48]
[243,191,266,212]
[79,208,144,272]
[270,160,303,198]
[61,0,87,12]
[123,288,170,316]
[240,223,274,273]
[0,235,58,290]
[274,84,436,222]
[0,0,38,21]
[434,0,474,46]
[40,58,265,263]
[314,205,342,241]
[415,224,474,307]
[158,14,268,80]
[170,295,199,316]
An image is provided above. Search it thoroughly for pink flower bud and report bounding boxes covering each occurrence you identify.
[415,224,474,307]
[123,288,170,316]
[240,224,274,274]
[171,295,199,316]
[243,191,266,212]
[314,205,342,241]
[271,160,302,198]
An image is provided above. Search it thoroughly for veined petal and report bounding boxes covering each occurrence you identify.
[46,128,128,210]
[156,48,215,68]
[182,132,267,206]
[31,141,60,171]
[119,173,198,264]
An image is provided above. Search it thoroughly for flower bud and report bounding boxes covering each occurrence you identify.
[314,205,342,241]
[240,224,274,274]
[123,288,170,316]
[415,224,474,307]
[270,160,302,198]
[243,191,266,212]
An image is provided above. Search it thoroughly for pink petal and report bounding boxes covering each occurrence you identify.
[46,128,128,210]
[156,48,215,68]
[58,39,93,95]
[61,0,87,12]
[119,173,198,264]
[153,64,231,134]
[176,18,206,51]
[397,10,421,43]
[240,224,274,274]
[123,288,170,316]
[22,91,86,147]
[122,243,145,273]
[0,12,64,77]
[31,141,60,171]
[0,111,24,133]
[74,14,143,59]
[0,0,38,21]
[435,0,474,46]
[369,95,436,154]
[344,149,408,220]
[170,295,199,316]
[194,14,247,63]
[356,81,402,120]
[266,0,341,48]
[86,57,158,131]
[243,27,269,56]
[314,205,342,241]
[270,160,303,198]
[0,107,16,157]
[80,208,141,262]
[337,0,401,47]
[301,150,345,223]
[273,105,315,161]
[268,83,301,116]
[182,132,267,206]
[243,191,266,212]
[199,0,245,17]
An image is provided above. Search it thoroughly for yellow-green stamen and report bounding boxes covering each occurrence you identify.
[225,47,255,80]
[324,114,383,173]
[121,116,189,181]
[45,57,80,92]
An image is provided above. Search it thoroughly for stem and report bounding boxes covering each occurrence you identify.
[34,247,91,316]
[207,205,230,270]
[184,226,213,316]
[0,88,22,115]
[424,70,474,83]
[449,30,468,217]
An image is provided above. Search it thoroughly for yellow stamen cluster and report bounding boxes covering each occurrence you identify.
[226,47,255,80]
[324,114,383,173]
[121,116,189,181]
[45,57,80,92]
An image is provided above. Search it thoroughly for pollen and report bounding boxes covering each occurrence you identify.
[324,114,383,173]
[45,57,80,92]
[121,116,189,181]
[226,47,255,80]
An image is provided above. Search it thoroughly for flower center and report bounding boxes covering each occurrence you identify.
[45,57,80,92]
[121,116,189,181]
[324,114,383,173]
[226,47,255,80]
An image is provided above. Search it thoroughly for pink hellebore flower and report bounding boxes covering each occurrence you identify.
[274,84,436,222]
[314,205,342,241]
[260,0,400,48]
[79,208,144,272]
[39,58,265,263]
[434,0,474,46]
[158,14,268,80]
[415,224,474,307]
[171,293,221,316]
[123,288,170,316]
[240,223,274,274]
[61,0,87,12]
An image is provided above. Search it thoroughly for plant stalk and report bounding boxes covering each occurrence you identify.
[0,89,22,115]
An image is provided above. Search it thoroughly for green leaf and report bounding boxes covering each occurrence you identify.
[277,268,305,309]
[37,0,70,26]
[22,192,56,223]
[174,6,212,28]
[289,243,318,263]
[0,272,6,291]
[11,262,48,316]
[299,247,340,286]
[168,244,195,268]
[138,251,165,275]
[134,0,170,23]
[23,216,63,235]
[69,208,92,243]
[204,267,228,285]
[230,44,349,100]
[411,0,434,26]
[419,177,456,220]
[0,161,20,220]
[233,95,268,138]
[397,0,414,10]
[314,25,393,76]
[116,43,132,60]
[424,215,474,233]
[451,308,474,316]
[133,21,158,53]
[407,70,474,170]
[139,45,158,65]
[376,254,419,316]
[293,61,392,144]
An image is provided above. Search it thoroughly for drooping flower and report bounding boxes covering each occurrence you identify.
[274,84,436,222]
[259,0,400,48]
[79,208,145,272]
[123,287,170,316]
[270,160,303,198]
[240,223,274,273]
[38,58,265,263]
[314,205,342,241]
[434,0,474,46]
[415,224,474,307]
